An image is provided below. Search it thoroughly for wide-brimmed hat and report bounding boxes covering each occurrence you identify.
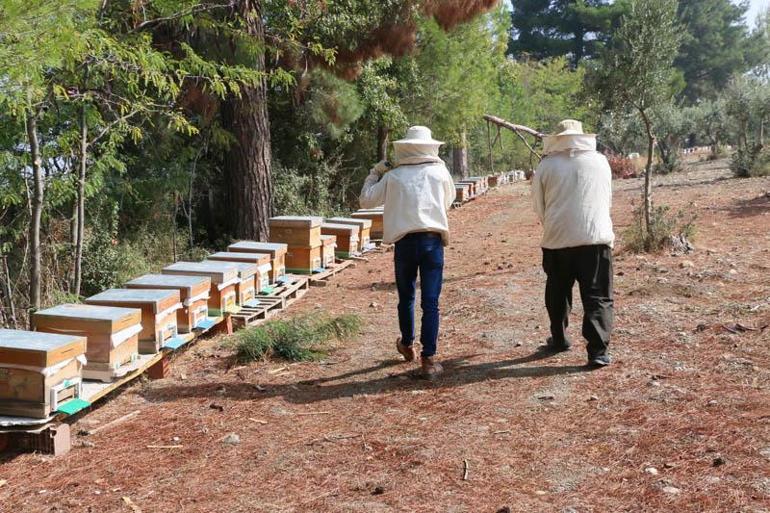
[552,119,586,136]
[393,126,444,146]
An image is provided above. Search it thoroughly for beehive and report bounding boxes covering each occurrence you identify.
[205,259,257,306]
[455,183,470,202]
[321,223,359,258]
[268,216,323,247]
[456,181,476,198]
[226,241,287,284]
[326,217,373,249]
[162,261,240,317]
[0,329,87,418]
[207,251,273,293]
[488,175,500,188]
[85,289,181,354]
[320,235,337,267]
[125,274,211,333]
[284,245,323,274]
[34,304,141,382]
[351,209,384,240]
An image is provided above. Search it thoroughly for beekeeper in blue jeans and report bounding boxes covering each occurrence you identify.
[360,126,456,379]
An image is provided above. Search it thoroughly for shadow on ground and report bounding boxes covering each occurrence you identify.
[141,349,596,406]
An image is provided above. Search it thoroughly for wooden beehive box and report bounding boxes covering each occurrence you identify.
[326,217,373,248]
[456,181,476,197]
[205,259,258,306]
[455,183,470,202]
[85,289,181,354]
[162,261,240,317]
[226,241,287,284]
[268,216,323,247]
[488,175,499,188]
[0,329,87,418]
[351,210,384,240]
[468,176,487,193]
[285,245,323,274]
[320,235,337,267]
[321,223,359,258]
[125,274,211,333]
[208,251,273,293]
[34,304,141,383]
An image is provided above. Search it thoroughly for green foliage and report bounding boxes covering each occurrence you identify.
[624,204,697,253]
[233,314,361,363]
[675,0,765,101]
[592,0,682,115]
[509,0,628,64]
[731,147,770,178]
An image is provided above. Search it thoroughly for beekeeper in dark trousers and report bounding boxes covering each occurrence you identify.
[532,119,615,367]
[360,126,455,379]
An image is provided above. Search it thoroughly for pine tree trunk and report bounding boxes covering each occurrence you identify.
[377,125,389,162]
[74,106,87,296]
[222,0,272,240]
[452,129,469,178]
[25,114,43,312]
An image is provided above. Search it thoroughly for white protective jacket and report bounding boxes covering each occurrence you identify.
[532,135,615,249]
[359,144,456,245]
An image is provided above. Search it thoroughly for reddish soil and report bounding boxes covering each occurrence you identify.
[1,161,769,513]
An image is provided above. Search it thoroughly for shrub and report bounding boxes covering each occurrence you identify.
[232,314,361,363]
[731,146,770,178]
[606,153,637,179]
[623,204,697,253]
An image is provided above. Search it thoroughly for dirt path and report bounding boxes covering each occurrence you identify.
[2,162,769,512]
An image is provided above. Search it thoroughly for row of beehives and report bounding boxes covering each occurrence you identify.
[454,170,524,203]
[0,212,383,420]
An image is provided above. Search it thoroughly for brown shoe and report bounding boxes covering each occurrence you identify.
[420,356,444,380]
[396,338,417,362]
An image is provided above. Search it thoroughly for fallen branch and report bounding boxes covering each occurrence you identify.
[85,410,140,436]
[295,411,331,416]
[122,496,142,513]
[463,459,469,481]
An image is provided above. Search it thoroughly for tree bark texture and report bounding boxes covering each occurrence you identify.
[25,114,43,312]
[377,125,389,162]
[74,105,87,296]
[452,129,469,178]
[640,109,654,238]
[221,0,272,241]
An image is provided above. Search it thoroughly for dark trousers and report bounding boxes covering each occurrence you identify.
[542,245,614,357]
[394,233,444,358]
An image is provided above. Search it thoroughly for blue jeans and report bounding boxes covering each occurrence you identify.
[394,232,445,357]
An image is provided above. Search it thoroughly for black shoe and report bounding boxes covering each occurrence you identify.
[587,354,611,367]
[543,336,571,353]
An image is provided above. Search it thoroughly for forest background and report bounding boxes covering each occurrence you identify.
[0,0,768,327]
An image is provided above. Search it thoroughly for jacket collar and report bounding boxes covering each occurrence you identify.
[542,134,597,156]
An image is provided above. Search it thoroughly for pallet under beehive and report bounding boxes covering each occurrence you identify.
[33,304,141,383]
[85,289,181,354]
[125,274,211,333]
[162,261,240,317]
[227,241,287,285]
[0,329,87,418]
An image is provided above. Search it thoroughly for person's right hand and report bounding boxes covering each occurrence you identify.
[372,160,391,176]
